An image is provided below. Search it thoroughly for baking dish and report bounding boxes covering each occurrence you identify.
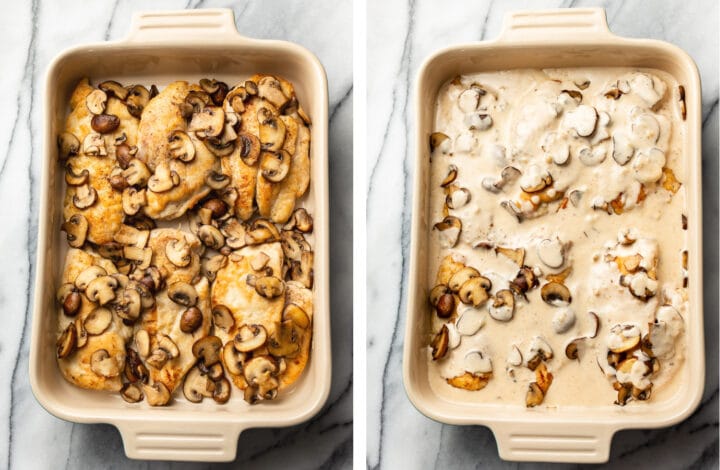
[30,9,331,462]
[403,8,703,463]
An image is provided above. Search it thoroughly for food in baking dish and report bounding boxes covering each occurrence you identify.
[56,75,314,406]
[426,68,688,407]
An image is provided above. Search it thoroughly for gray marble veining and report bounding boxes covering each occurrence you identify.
[366,0,718,468]
[0,0,352,468]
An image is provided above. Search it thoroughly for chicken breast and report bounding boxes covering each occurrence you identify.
[279,281,313,390]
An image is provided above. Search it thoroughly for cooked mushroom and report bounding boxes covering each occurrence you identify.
[72,183,98,209]
[183,366,215,403]
[507,345,523,366]
[57,283,82,317]
[90,349,120,377]
[64,164,89,186]
[577,146,606,166]
[455,306,486,336]
[180,306,203,333]
[608,324,641,353]
[509,266,538,296]
[120,383,143,403]
[124,347,148,384]
[86,89,107,115]
[203,254,228,282]
[458,277,490,307]
[565,338,582,360]
[222,218,247,249]
[197,224,225,250]
[632,148,666,184]
[192,335,222,366]
[552,307,576,334]
[212,304,235,332]
[435,293,455,319]
[623,271,658,301]
[223,341,246,376]
[75,265,107,291]
[84,307,112,335]
[495,246,525,267]
[168,282,199,307]
[157,333,179,359]
[254,276,285,299]
[611,132,634,166]
[57,132,80,160]
[167,130,195,162]
[82,133,107,156]
[126,85,150,118]
[123,246,152,270]
[109,170,128,191]
[429,132,451,154]
[204,171,230,191]
[433,216,462,248]
[234,324,268,352]
[114,224,150,248]
[464,350,493,374]
[259,150,291,183]
[446,186,471,209]
[135,329,151,358]
[85,275,118,305]
[500,200,524,223]
[267,320,303,357]
[143,382,171,406]
[564,104,597,137]
[540,282,572,306]
[257,76,289,109]
[165,236,192,268]
[526,336,553,371]
[280,229,309,261]
[289,251,314,288]
[188,106,225,139]
[56,322,77,358]
[213,377,231,404]
[122,158,151,187]
[431,325,449,360]
[238,132,262,166]
[244,355,279,386]
[488,289,515,322]
[440,165,458,187]
[526,382,546,407]
[283,303,310,329]
[147,162,180,193]
[447,267,481,293]
[146,348,169,369]
[110,287,141,323]
[122,187,146,216]
[245,218,280,245]
[91,114,120,134]
[97,80,128,100]
[258,108,286,152]
[61,214,88,248]
[536,238,564,268]
[115,143,135,169]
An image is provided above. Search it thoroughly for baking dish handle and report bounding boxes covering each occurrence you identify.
[493,422,615,463]
[497,8,614,43]
[124,9,244,44]
[116,421,244,462]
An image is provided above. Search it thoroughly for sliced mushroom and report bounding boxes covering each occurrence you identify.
[213,378,231,404]
[58,285,82,317]
[114,224,150,248]
[148,162,180,193]
[433,216,462,248]
[143,382,171,406]
[123,246,152,270]
[465,113,493,131]
[458,277,490,307]
[540,282,572,306]
[122,187,146,216]
[447,267,481,293]
[607,324,641,353]
[82,133,107,156]
[267,319,303,358]
[234,324,268,352]
[124,347,148,384]
[203,254,228,282]
[431,325,449,361]
[64,164,89,186]
[146,348,169,369]
[90,349,120,377]
[72,184,98,209]
[238,132,262,166]
[536,238,564,268]
[611,132,635,166]
[157,333,179,359]
[197,224,225,250]
[86,89,107,115]
[113,286,142,322]
[75,265,107,291]
[182,366,214,403]
[192,335,223,366]
[258,108,286,152]
[126,85,150,118]
[167,130,195,162]
[587,311,600,339]
[429,132,451,154]
[577,146,606,166]
[56,322,77,358]
[552,307,576,334]
[61,214,88,248]
[519,168,553,193]
[165,236,192,268]
[84,307,112,335]
[244,355,279,386]
[122,158,151,187]
[445,186,471,210]
[222,218,247,249]
[135,329,151,358]
[289,251,314,289]
[488,289,515,322]
[223,341,246,376]
[464,350,493,374]
[282,208,313,233]
[120,383,143,403]
[91,114,120,134]
[115,143,135,169]
[98,80,128,100]
[57,132,80,160]
[283,303,310,329]
[632,148,666,184]
[435,293,455,319]
[455,306,485,336]
[457,87,482,112]
[495,246,525,267]
[565,104,597,137]
[507,345,523,366]
[168,282,199,307]
[440,165,458,187]
[180,307,203,334]
[85,276,118,305]
[509,266,538,297]
[205,171,230,191]
[257,76,289,108]
[280,230,309,261]
[254,276,285,299]
[245,218,280,245]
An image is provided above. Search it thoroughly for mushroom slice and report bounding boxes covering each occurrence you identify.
[56,322,77,358]
[283,303,310,329]
[113,286,142,322]
[465,113,493,131]
[192,335,223,367]
[565,338,583,360]
[245,218,280,245]
[464,350,493,374]
[632,148,666,184]
[90,349,120,378]
[86,89,107,115]
[57,132,80,160]
[72,184,98,209]
[223,341,246,376]
[177,306,202,334]
[157,333,179,359]
[500,200,524,223]
[120,383,143,403]
[82,133,107,156]
[122,187,146,216]
[221,218,247,249]
[182,366,214,403]
[259,150,291,183]
[122,158,151,187]
[519,168,553,193]
[577,146,606,166]
[433,216,462,248]
[536,238,564,268]
[64,164,89,186]
[507,345,523,366]
[61,214,88,248]
[280,230,308,261]
[267,320,302,357]
[205,171,230,190]
[143,382,171,406]
[440,165,458,187]
[125,347,147,384]
[678,85,687,120]
[165,236,192,268]
[168,130,196,162]
[258,107,287,152]
[446,187,471,210]
[608,324,641,353]
[429,132,450,153]
[114,224,150,248]
[526,336,553,370]
[587,311,600,338]
[540,282,572,306]
[254,276,285,299]
[488,289,515,322]
[458,277,490,307]
[612,132,635,166]
[431,325,449,361]
[552,307,576,334]
[91,114,120,134]
[446,372,491,391]
[123,246,152,270]
[283,208,313,233]
[435,293,455,319]
[495,246,525,267]
[168,282,199,307]
[257,76,290,109]
[85,276,118,306]
[457,87,483,112]
[148,162,180,193]
[238,132,262,166]
[448,267,482,293]
[98,80,128,100]
[197,224,225,250]
[125,85,150,118]
[145,348,169,369]
[84,307,112,335]
[509,266,538,297]
[135,329,151,358]
[623,271,658,301]
[213,378,231,404]
[203,254,228,283]
[244,355,279,397]
[234,324,268,352]
[429,284,450,307]
[75,265,107,291]
[58,285,82,317]
[456,306,485,335]
[565,104,597,137]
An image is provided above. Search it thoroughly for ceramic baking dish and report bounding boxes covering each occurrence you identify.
[29,9,330,462]
[403,8,704,463]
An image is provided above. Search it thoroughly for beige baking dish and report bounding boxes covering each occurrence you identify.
[29,9,331,462]
[403,8,704,464]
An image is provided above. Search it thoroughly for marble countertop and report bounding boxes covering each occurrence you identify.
[367,0,718,468]
[0,0,351,468]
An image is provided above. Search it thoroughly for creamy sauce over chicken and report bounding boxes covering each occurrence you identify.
[426,68,688,407]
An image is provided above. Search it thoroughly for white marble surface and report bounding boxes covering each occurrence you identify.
[0,0,351,468]
[367,0,718,468]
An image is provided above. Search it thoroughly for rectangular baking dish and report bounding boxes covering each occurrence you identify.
[403,8,704,464]
[29,9,331,462]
